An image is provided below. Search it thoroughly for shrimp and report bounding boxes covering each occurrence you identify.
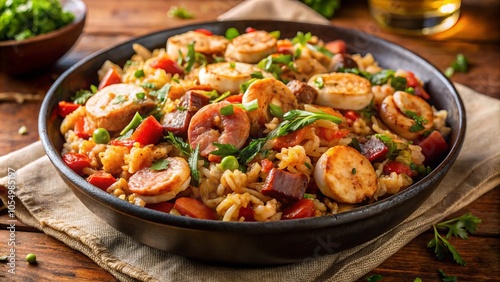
[379,90,434,140]
[314,145,378,204]
[128,157,191,204]
[166,31,229,61]
[224,30,278,64]
[198,62,273,94]
[242,78,299,136]
[188,101,250,158]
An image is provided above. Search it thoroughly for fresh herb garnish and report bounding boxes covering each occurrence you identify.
[366,274,383,282]
[112,95,126,104]
[220,104,234,116]
[243,99,259,112]
[184,41,197,72]
[188,144,201,186]
[164,131,191,156]
[427,213,481,265]
[438,269,457,282]
[72,85,97,105]
[151,159,170,171]
[404,110,428,132]
[292,31,312,46]
[314,76,324,89]
[211,91,231,103]
[167,6,194,19]
[299,0,341,19]
[391,76,407,91]
[269,103,283,118]
[374,134,400,159]
[135,92,145,100]
[239,110,343,163]
[149,83,171,103]
[269,30,280,39]
[209,143,240,158]
[240,78,258,93]
[141,82,156,89]
[251,71,264,79]
[445,54,468,78]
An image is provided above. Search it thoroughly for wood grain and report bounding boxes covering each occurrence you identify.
[0,0,498,280]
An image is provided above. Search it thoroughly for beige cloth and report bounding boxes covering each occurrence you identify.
[217,0,330,24]
[0,84,499,282]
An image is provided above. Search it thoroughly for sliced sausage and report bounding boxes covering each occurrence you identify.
[286,80,318,104]
[261,168,308,204]
[85,83,156,132]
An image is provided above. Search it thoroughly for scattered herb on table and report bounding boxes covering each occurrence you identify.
[438,269,457,282]
[427,213,481,265]
[444,54,469,78]
[167,6,194,19]
[366,274,383,282]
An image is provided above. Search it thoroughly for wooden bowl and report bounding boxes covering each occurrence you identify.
[0,0,86,75]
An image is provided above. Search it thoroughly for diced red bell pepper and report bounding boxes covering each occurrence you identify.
[87,170,116,191]
[277,40,293,55]
[282,199,315,220]
[383,160,417,178]
[245,27,257,33]
[74,116,90,139]
[224,94,243,103]
[238,205,255,221]
[98,67,122,90]
[344,110,360,125]
[361,136,389,162]
[325,40,347,54]
[174,197,217,220]
[415,131,449,164]
[150,57,184,75]
[194,28,213,36]
[62,152,91,175]
[146,202,175,213]
[130,115,164,145]
[57,101,81,117]
[109,139,136,147]
[260,158,274,173]
[406,71,430,100]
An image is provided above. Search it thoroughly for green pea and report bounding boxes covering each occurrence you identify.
[92,128,110,144]
[220,155,239,171]
[26,253,36,264]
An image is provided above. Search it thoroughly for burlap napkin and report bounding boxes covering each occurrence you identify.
[0,83,499,282]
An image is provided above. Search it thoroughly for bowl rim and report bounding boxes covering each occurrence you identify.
[39,19,466,233]
[0,0,87,47]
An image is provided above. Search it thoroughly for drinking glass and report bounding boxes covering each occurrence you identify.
[368,0,461,35]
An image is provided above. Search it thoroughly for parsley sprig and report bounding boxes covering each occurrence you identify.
[427,213,482,265]
[239,110,343,163]
[164,132,201,186]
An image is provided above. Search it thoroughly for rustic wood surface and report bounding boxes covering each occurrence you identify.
[0,0,498,281]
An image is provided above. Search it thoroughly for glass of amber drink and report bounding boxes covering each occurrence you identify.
[368,0,461,35]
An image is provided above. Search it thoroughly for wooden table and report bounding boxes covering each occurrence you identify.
[1,0,498,281]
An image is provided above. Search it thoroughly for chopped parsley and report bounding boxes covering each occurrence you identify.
[220,104,234,116]
[150,159,170,171]
[72,85,97,105]
[404,110,428,132]
[314,76,324,89]
[167,6,194,19]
